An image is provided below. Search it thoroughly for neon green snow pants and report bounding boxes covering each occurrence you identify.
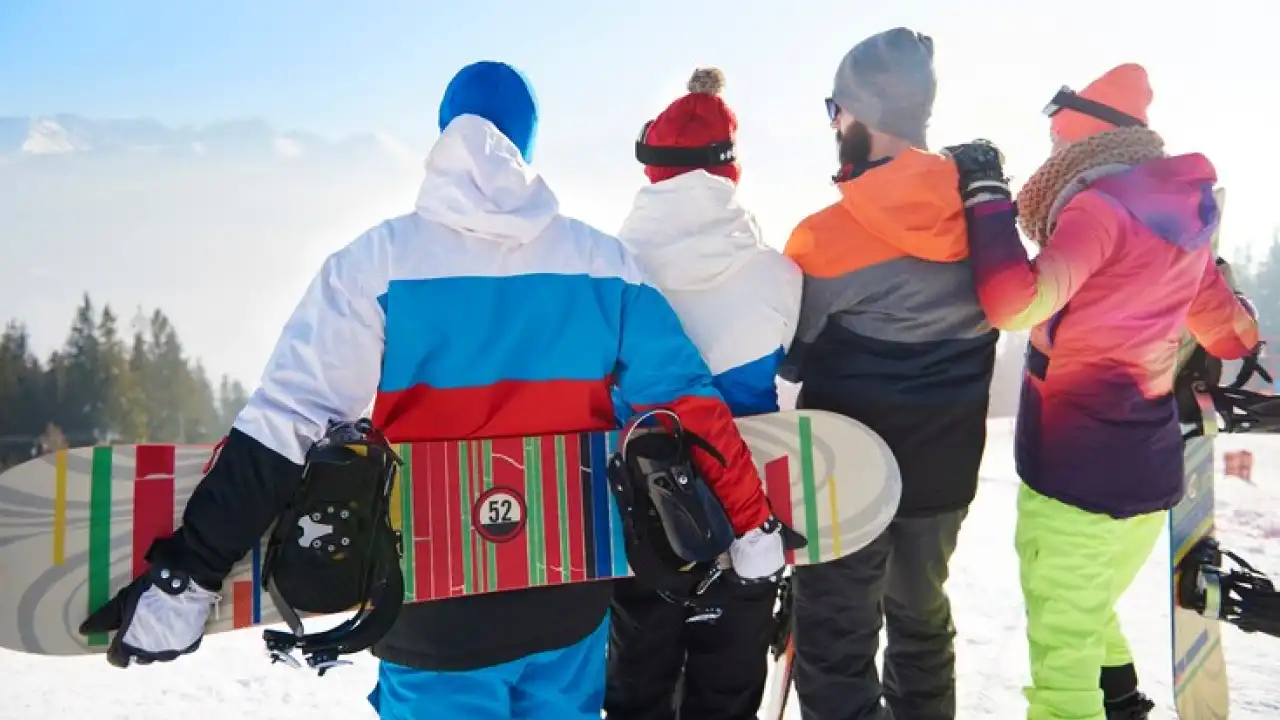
[1015,483,1165,720]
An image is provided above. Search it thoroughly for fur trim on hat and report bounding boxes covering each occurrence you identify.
[687,67,726,95]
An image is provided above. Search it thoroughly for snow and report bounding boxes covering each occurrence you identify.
[20,119,83,155]
[273,137,305,158]
[3,421,1279,719]
[0,115,416,163]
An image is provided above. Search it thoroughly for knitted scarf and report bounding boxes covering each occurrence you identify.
[1016,127,1166,246]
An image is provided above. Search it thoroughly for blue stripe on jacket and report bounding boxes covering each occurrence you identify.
[614,347,783,424]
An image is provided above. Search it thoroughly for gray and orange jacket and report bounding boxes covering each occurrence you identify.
[779,149,998,516]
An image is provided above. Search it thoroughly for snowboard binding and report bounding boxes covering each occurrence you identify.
[607,408,805,620]
[1179,341,1280,439]
[1176,536,1280,639]
[607,408,740,617]
[260,418,404,676]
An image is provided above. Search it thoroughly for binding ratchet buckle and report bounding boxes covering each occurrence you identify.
[1177,537,1280,639]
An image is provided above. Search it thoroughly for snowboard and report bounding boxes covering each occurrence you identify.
[0,408,902,657]
[1169,186,1230,718]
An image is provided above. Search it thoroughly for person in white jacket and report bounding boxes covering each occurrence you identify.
[78,60,791,720]
[604,67,803,720]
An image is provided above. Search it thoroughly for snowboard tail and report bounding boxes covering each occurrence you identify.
[0,409,901,657]
[1169,433,1230,718]
[1168,185,1230,718]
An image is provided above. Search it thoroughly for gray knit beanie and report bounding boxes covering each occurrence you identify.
[831,27,936,148]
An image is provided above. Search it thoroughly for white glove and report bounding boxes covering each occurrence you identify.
[80,566,219,668]
[729,525,786,581]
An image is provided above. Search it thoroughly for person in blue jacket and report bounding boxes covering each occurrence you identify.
[79,61,790,720]
[604,67,803,720]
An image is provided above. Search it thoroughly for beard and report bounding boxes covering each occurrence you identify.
[836,119,873,169]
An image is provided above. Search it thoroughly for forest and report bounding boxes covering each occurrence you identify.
[0,294,250,471]
[2,231,1278,473]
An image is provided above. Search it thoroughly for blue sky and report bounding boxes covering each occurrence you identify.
[4,0,1276,248]
[2,0,1278,383]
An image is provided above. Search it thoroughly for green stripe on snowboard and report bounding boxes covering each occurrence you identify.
[530,438,544,587]
[556,435,570,584]
[798,417,821,565]
[459,442,473,595]
[399,444,415,601]
[87,446,113,647]
[484,440,497,592]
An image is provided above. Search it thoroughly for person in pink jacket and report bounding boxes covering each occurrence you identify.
[945,63,1260,720]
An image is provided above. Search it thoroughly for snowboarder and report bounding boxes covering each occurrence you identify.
[76,60,790,720]
[948,62,1262,719]
[603,67,803,720]
[777,28,999,720]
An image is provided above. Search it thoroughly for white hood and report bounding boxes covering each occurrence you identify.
[414,114,558,245]
[617,170,767,290]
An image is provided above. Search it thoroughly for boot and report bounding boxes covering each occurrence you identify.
[1104,692,1155,719]
[1101,664,1155,719]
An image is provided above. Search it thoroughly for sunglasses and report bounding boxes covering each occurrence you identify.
[824,97,839,123]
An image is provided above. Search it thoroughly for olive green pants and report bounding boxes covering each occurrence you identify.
[1015,484,1165,720]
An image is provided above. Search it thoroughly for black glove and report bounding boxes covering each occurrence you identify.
[78,538,219,668]
[941,139,1012,206]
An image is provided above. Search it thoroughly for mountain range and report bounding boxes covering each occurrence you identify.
[0,114,426,388]
[0,114,417,165]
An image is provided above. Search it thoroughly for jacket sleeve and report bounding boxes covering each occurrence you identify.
[965,197,1117,332]
[172,236,388,589]
[777,223,840,383]
[1185,256,1260,360]
[613,276,771,536]
[779,255,804,354]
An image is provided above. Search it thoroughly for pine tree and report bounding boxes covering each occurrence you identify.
[181,360,220,442]
[97,305,148,442]
[143,310,185,441]
[0,322,47,468]
[216,375,251,429]
[1220,231,1279,391]
[0,296,236,457]
[59,294,106,446]
[125,327,153,440]
[1249,230,1280,344]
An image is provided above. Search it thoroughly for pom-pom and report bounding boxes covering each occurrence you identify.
[686,67,725,95]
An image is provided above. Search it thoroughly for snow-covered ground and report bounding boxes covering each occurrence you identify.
[3,420,1279,719]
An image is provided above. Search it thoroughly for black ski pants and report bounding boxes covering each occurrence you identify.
[604,577,778,720]
[792,508,968,720]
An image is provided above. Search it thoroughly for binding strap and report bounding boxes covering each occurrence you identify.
[263,529,403,675]
[1177,537,1280,639]
[1186,342,1280,438]
[260,419,405,676]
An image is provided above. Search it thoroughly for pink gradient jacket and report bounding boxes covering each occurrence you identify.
[966,153,1259,518]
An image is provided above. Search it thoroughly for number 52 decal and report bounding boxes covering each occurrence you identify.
[473,487,527,543]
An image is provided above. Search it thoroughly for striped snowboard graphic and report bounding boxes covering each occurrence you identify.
[0,409,901,656]
[392,433,629,602]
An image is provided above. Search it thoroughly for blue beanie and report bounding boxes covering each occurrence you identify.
[438,61,539,163]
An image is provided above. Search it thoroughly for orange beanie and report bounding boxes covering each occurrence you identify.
[1051,63,1153,144]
